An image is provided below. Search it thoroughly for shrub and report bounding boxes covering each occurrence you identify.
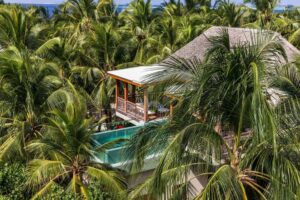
[0,163,28,200]
[0,163,122,199]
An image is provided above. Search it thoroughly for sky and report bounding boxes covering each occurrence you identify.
[4,0,300,6]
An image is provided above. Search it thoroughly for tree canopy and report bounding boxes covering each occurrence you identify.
[0,0,300,199]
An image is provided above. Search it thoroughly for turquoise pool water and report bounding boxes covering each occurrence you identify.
[92,125,143,164]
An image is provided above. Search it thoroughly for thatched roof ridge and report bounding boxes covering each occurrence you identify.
[107,27,300,87]
[165,26,300,63]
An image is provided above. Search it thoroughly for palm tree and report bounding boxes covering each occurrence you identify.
[37,37,82,79]
[155,12,192,52]
[244,0,279,13]
[26,86,126,199]
[185,0,211,10]
[86,22,123,70]
[71,22,128,127]
[127,30,300,199]
[283,7,300,36]
[162,0,185,17]
[2,0,300,198]
[217,0,245,27]
[117,21,159,64]
[61,0,96,22]
[273,58,300,97]
[244,0,280,24]
[120,0,154,30]
[55,0,97,43]
[0,6,49,50]
[96,0,116,22]
[0,43,62,160]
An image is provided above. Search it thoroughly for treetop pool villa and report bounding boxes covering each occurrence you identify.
[95,26,300,193]
[107,26,300,126]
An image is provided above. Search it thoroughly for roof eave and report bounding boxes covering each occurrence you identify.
[107,72,145,87]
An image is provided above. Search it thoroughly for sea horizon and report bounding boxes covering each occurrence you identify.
[5,1,300,16]
[10,2,162,15]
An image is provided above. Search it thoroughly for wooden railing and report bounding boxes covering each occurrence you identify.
[126,100,144,120]
[117,97,145,121]
[117,97,125,112]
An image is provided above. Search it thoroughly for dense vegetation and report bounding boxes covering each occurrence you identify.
[1,0,300,199]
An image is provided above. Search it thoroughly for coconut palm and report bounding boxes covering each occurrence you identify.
[162,0,185,17]
[184,0,211,10]
[120,0,154,30]
[217,0,245,27]
[86,22,123,70]
[244,0,279,14]
[244,0,280,24]
[283,7,300,35]
[117,22,159,64]
[37,37,83,79]
[0,43,62,160]
[272,58,300,97]
[127,30,300,199]
[61,0,96,22]
[96,0,116,22]
[155,16,178,51]
[70,22,128,126]
[0,7,49,50]
[55,0,97,44]
[26,86,126,199]
[1,0,300,198]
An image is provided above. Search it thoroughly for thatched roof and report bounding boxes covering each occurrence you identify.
[108,27,300,87]
[166,26,300,63]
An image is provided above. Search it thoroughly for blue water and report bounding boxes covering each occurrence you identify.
[18,3,160,16]
[92,126,142,164]
[15,3,298,16]
[273,5,295,13]
[20,4,58,15]
[93,125,141,147]
[116,4,161,12]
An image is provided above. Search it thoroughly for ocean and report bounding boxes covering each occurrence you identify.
[19,3,161,16]
[16,3,297,16]
[20,3,58,15]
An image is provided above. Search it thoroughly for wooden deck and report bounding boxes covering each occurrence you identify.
[116,97,169,123]
[117,97,145,121]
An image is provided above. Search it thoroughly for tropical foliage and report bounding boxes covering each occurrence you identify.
[26,86,125,199]
[0,0,300,199]
[127,30,300,199]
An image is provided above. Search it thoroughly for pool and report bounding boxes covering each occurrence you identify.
[92,125,143,165]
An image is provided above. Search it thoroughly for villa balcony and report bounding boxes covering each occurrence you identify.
[116,97,145,121]
[108,66,172,125]
[116,96,170,125]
